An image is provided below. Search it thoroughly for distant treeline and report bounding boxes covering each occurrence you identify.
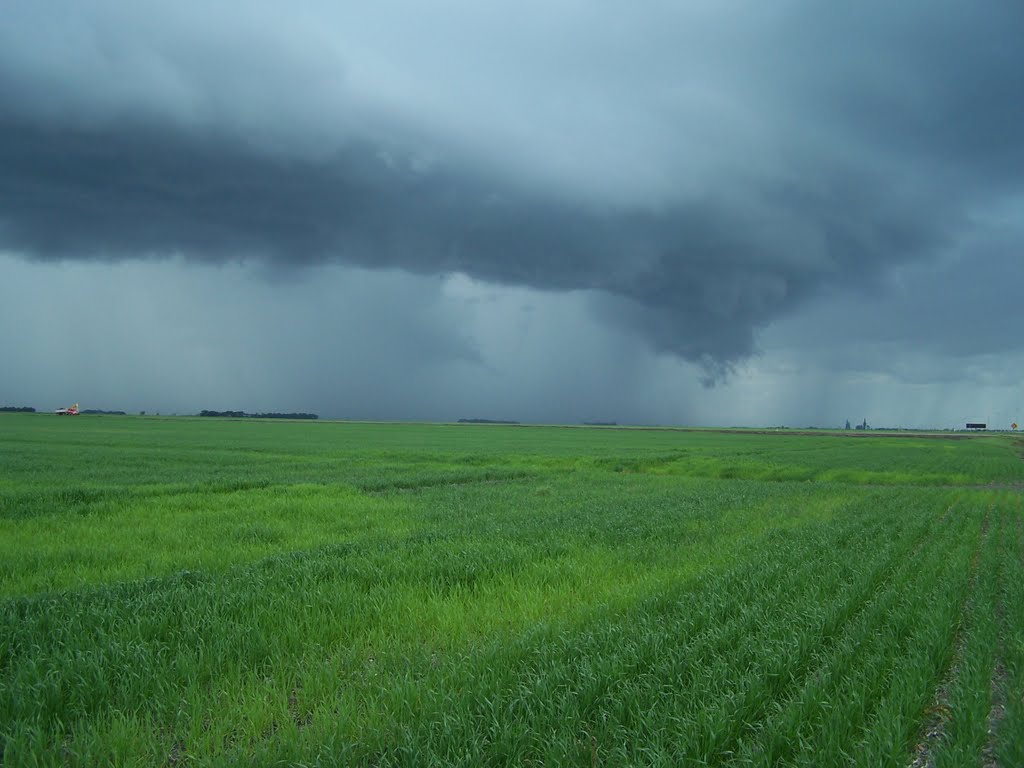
[81,409,126,415]
[457,418,520,425]
[0,406,35,413]
[583,421,617,426]
[199,410,318,420]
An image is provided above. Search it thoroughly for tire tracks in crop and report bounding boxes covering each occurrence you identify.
[982,498,1022,767]
[982,635,1008,767]
[3,471,532,521]
[361,470,533,494]
[730,496,972,766]
[0,479,277,521]
[583,496,942,765]
[452,506,898,767]
[907,491,1022,768]
[907,500,991,768]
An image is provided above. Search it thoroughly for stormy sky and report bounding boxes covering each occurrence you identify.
[1,1,1022,427]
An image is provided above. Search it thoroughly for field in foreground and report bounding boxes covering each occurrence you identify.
[1,415,1023,767]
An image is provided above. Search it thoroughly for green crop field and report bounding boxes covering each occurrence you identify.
[1,414,1022,767]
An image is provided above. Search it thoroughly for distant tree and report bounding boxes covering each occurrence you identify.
[845,419,851,430]
[0,406,36,413]
[200,410,318,420]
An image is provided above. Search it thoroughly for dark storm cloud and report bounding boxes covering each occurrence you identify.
[2,1,1023,373]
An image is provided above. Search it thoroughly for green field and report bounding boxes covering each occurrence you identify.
[2,414,1023,766]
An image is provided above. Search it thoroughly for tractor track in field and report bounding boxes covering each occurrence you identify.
[982,511,1023,766]
[842,482,1024,492]
[982,650,1008,767]
[362,472,532,494]
[908,506,991,768]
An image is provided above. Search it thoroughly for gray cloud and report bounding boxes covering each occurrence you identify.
[2,0,1023,378]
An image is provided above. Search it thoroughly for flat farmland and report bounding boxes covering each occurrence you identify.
[1,415,1023,766]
